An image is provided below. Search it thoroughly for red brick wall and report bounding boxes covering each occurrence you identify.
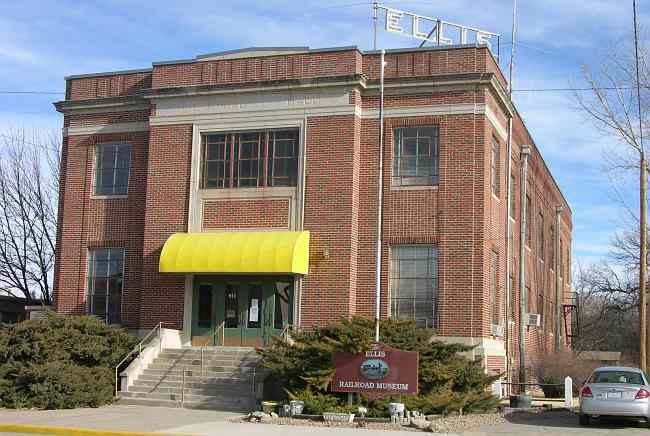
[202,199,290,230]
[139,124,193,330]
[66,71,152,101]
[52,130,149,328]
[301,114,360,327]
[152,49,362,88]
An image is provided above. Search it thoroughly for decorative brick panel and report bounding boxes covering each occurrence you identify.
[202,199,290,230]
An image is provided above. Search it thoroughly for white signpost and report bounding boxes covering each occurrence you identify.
[374,4,501,61]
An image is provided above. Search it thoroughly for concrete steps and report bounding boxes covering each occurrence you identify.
[118,347,261,412]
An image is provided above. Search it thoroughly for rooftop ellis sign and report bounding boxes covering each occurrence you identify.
[376,4,501,60]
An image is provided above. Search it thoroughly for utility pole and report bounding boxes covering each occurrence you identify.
[519,145,531,391]
[633,0,647,373]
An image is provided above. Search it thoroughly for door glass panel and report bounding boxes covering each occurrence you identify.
[197,284,212,328]
[247,283,262,328]
[224,283,239,328]
[274,281,292,330]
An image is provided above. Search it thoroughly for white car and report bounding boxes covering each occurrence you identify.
[579,366,650,426]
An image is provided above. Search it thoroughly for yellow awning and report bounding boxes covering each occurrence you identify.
[159,231,310,274]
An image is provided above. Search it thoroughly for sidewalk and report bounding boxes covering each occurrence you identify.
[0,405,417,436]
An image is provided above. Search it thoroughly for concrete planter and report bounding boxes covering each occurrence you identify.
[323,412,355,423]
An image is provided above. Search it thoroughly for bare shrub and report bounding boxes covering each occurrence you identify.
[533,351,599,397]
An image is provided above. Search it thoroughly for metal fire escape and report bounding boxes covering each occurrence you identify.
[562,291,579,347]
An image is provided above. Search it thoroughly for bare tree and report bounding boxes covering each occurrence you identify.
[0,129,60,305]
[576,33,650,369]
[573,261,639,355]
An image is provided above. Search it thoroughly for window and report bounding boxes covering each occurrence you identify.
[246,283,262,328]
[550,225,555,267]
[390,246,438,328]
[525,195,532,246]
[274,281,292,330]
[87,248,124,324]
[95,143,131,195]
[589,370,644,385]
[490,251,499,325]
[197,285,213,328]
[392,126,439,186]
[491,138,499,196]
[509,174,515,218]
[560,239,564,278]
[201,129,299,189]
[537,289,544,320]
[510,274,516,318]
[538,212,544,261]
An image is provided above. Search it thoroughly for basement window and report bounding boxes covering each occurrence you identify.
[201,129,299,189]
[390,245,438,328]
[87,248,124,324]
[392,126,439,186]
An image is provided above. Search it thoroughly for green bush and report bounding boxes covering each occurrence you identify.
[259,317,499,416]
[0,313,138,409]
[287,387,340,414]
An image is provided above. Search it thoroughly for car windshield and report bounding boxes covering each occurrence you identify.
[590,371,644,385]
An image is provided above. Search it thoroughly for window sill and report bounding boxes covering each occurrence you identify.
[390,185,439,191]
[90,194,128,200]
[491,193,500,202]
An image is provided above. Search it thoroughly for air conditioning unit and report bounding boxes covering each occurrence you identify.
[491,324,505,337]
[526,313,542,327]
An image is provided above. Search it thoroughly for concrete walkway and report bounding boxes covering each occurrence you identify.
[1,405,649,435]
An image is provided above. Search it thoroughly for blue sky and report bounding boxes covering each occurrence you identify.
[1,0,647,267]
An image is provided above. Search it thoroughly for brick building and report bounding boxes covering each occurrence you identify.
[53,45,572,377]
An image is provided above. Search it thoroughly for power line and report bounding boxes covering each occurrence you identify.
[0,91,64,95]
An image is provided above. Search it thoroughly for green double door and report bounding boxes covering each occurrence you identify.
[191,275,294,347]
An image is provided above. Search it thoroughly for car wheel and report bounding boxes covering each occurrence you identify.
[578,414,590,426]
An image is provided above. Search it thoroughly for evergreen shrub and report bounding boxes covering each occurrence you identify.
[0,313,138,409]
[258,317,499,416]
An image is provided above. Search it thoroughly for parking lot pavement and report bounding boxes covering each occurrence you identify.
[466,410,650,435]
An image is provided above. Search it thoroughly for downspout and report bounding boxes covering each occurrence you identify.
[554,205,563,351]
[504,115,513,392]
[518,145,531,391]
[296,117,308,329]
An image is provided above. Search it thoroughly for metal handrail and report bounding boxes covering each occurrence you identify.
[114,321,172,396]
[279,324,294,342]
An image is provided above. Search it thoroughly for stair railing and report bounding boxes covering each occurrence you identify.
[114,321,171,396]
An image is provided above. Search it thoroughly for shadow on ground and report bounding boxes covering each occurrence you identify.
[505,410,649,430]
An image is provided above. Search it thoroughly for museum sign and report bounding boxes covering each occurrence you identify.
[331,343,418,395]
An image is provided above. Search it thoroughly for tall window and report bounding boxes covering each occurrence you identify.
[392,126,439,186]
[550,225,555,266]
[490,250,499,325]
[95,143,131,195]
[201,129,299,189]
[509,173,515,218]
[538,212,545,261]
[525,195,532,246]
[560,239,564,278]
[87,248,124,324]
[491,138,499,197]
[510,274,516,318]
[390,246,438,328]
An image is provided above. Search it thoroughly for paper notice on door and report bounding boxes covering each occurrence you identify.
[249,299,259,323]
